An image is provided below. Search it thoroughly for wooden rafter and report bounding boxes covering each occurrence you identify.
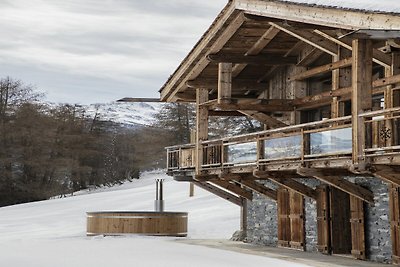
[297,168,374,203]
[232,26,281,77]
[210,179,253,200]
[192,181,243,206]
[313,30,392,67]
[186,79,267,91]
[162,11,244,101]
[269,22,338,56]
[210,101,294,112]
[207,53,297,65]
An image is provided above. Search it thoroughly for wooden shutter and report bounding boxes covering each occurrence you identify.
[330,187,352,254]
[350,196,366,260]
[277,187,291,248]
[389,185,400,265]
[289,190,305,250]
[317,185,331,254]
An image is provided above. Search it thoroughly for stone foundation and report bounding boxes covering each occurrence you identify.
[246,177,392,263]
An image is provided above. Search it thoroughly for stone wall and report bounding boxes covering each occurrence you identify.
[245,177,392,263]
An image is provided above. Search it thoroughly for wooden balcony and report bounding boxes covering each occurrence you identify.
[167,107,400,177]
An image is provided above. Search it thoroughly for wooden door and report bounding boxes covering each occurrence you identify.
[330,187,352,254]
[350,196,366,260]
[317,185,331,254]
[277,187,291,248]
[289,190,305,250]
[389,185,400,265]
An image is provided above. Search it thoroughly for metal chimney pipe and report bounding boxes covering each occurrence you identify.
[154,179,165,212]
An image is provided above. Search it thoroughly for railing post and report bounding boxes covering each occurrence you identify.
[256,136,265,170]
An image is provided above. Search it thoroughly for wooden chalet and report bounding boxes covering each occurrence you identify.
[159,0,400,264]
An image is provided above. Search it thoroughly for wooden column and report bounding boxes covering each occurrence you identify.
[218,62,232,104]
[332,47,352,119]
[195,88,209,175]
[189,129,196,197]
[352,39,373,167]
[384,52,400,147]
[240,198,248,237]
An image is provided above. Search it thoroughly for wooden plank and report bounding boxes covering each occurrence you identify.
[232,26,280,77]
[238,110,287,128]
[192,181,242,206]
[186,78,267,91]
[236,179,277,200]
[290,57,352,81]
[297,168,374,204]
[389,185,400,265]
[207,53,297,65]
[316,185,331,254]
[218,63,233,104]
[195,89,209,175]
[210,179,253,200]
[289,190,305,251]
[277,187,291,248]
[162,9,243,101]
[352,39,373,166]
[269,22,337,56]
[350,196,366,260]
[237,0,400,30]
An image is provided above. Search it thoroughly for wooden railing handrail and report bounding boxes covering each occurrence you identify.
[202,115,352,145]
[358,106,400,117]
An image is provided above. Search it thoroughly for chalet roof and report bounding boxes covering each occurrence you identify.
[159,0,400,102]
[277,0,400,15]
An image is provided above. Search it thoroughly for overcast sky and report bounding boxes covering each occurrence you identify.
[0,0,227,104]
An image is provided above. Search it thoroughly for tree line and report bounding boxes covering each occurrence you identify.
[0,76,261,207]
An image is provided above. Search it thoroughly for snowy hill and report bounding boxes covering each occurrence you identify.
[85,102,164,127]
[0,171,309,267]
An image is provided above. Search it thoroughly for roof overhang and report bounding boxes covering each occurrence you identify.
[159,0,400,103]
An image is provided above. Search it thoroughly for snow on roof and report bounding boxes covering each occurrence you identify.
[278,0,400,14]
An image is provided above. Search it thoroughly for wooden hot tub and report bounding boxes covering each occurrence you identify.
[86,211,188,237]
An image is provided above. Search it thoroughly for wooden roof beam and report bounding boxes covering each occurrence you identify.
[297,168,374,204]
[232,26,281,77]
[269,22,338,56]
[207,53,297,65]
[162,11,245,102]
[290,57,352,81]
[192,181,243,206]
[313,30,392,67]
[186,79,267,91]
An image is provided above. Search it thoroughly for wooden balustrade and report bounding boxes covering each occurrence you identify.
[166,108,400,172]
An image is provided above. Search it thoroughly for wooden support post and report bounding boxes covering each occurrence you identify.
[192,181,242,206]
[195,89,209,175]
[240,198,248,236]
[218,63,232,104]
[210,179,253,200]
[352,39,373,168]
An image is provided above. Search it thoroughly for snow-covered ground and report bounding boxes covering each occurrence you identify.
[85,102,163,126]
[0,171,308,267]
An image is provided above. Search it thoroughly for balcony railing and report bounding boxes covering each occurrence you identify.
[166,107,400,172]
